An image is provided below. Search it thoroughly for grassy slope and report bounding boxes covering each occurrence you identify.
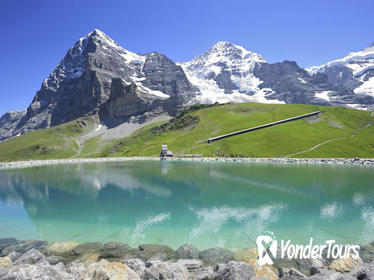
[0,102,373,161]
[0,117,95,161]
[96,103,374,158]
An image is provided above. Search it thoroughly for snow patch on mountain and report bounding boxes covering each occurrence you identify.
[355,76,374,97]
[91,29,146,65]
[180,41,284,104]
[346,104,368,111]
[136,83,170,99]
[315,91,332,102]
[307,44,374,77]
[306,43,374,100]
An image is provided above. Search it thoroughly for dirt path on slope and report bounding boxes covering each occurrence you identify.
[285,136,348,158]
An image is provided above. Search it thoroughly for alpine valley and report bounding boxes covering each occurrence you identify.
[1,29,374,143]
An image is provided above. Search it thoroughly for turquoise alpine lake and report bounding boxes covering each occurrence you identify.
[0,161,373,250]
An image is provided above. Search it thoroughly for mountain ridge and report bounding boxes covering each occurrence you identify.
[1,29,374,142]
[306,43,374,102]
[181,41,374,109]
[0,29,193,141]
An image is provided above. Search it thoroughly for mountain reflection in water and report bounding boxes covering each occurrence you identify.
[0,161,373,249]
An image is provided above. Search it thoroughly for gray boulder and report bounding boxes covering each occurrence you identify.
[121,258,147,279]
[0,240,47,257]
[281,276,305,280]
[360,244,374,263]
[79,259,140,280]
[348,262,374,280]
[226,261,254,280]
[280,268,307,279]
[199,248,234,265]
[306,269,354,280]
[213,261,254,280]
[0,262,76,280]
[297,259,324,276]
[0,238,18,253]
[46,255,66,265]
[275,257,324,277]
[176,243,200,259]
[4,252,21,263]
[13,249,47,265]
[138,244,176,261]
[101,242,137,260]
[145,261,190,280]
[71,242,102,256]
[43,241,78,259]
[177,259,214,280]
[66,262,85,278]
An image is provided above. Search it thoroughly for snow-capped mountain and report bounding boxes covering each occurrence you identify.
[179,41,284,104]
[0,29,194,140]
[180,41,373,107]
[307,43,374,109]
[1,31,374,142]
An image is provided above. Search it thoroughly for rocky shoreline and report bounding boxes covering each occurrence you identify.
[0,238,373,279]
[0,157,374,170]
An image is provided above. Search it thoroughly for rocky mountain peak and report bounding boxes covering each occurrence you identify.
[192,41,266,66]
[1,32,374,142]
[305,41,374,103]
[83,29,125,53]
[181,41,266,76]
[41,29,123,91]
[90,28,108,38]
[62,29,119,61]
[179,41,269,103]
[210,41,237,52]
[0,30,197,141]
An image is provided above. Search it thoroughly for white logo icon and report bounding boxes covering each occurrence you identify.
[256,234,277,265]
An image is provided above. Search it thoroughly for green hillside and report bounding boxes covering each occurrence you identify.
[1,102,374,161]
[0,117,96,161]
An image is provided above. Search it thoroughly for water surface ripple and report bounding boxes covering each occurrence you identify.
[0,161,373,249]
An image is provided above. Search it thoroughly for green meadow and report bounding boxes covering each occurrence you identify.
[1,102,373,161]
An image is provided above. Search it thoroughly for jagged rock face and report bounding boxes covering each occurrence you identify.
[99,79,166,127]
[254,60,374,108]
[142,52,195,103]
[2,34,374,142]
[317,64,362,91]
[253,61,337,105]
[0,29,193,141]
[180,41,363,107]
[101,80,143,121]
[307,43,374,109]
[0,110,26,141]
[22,29,147,130]
[181,41,374,109]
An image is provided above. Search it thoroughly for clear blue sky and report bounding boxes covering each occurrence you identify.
[0,0,373,116]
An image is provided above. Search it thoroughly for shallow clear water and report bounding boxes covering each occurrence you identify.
[0,161,373,250]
